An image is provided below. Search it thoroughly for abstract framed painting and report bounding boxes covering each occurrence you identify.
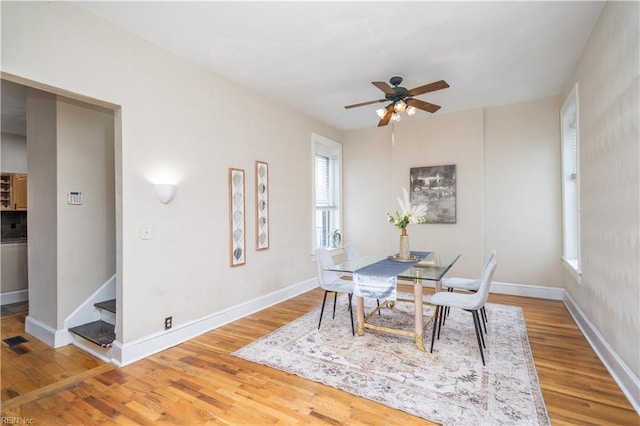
[409,164,457,224]
[255,161,269,250]
[229,168,246,266]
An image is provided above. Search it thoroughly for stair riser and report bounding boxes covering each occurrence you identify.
[99,310,116,326]
[71,336,113,362]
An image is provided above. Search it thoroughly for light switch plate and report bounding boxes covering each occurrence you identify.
[140,226,152,240]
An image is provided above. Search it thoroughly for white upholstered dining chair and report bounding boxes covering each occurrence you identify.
[441,250,496,331]
[315,248,355,336]
[429,257,497,366]
[344,243,359,261]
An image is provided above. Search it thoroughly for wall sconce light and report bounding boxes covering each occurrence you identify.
[154,183,177,204]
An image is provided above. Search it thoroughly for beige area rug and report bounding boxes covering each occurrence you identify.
[232,293,550,425]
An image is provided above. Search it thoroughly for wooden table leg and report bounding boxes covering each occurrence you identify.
[414,279,426,351]
[356,295,365,336]
[435,279,442,293]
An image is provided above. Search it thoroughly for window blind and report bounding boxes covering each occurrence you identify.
[315,154,335,208]
[569,118,577,179]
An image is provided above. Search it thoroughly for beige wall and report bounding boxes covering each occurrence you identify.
[344,96,562,287]
[24,90,116,331]
[563,1,639,378]
[2,2,340,343]
[57,97,115,325]
[26,89,58,326]
[484,96,563,286]
[1,132,27,172]
[342,109,484,276]
[1,243,28,293]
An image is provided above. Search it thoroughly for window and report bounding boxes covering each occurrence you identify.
[312,133,341,250]
[560,84,581,281]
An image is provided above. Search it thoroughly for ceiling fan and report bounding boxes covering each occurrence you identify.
[344,76,449,127]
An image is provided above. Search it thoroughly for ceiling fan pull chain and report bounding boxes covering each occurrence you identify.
[391,122,396,146]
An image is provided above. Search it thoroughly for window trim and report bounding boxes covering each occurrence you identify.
[560,83,581,282]
[311,133,342,253]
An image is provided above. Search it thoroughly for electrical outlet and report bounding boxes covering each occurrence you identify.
[164,316,172,330]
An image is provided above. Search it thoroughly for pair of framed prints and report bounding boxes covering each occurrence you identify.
[229,161,269,267]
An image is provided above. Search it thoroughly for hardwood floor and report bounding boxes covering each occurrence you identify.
[1,287,638,425]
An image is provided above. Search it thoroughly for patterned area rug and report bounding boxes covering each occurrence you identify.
[232,293,550,425]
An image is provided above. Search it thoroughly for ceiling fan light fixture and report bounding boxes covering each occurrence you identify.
[394,100,406,113]
[347,77,448,127]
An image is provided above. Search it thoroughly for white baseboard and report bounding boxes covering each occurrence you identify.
[490,281,565,300]
[112,277,318,367]
[402,280,565,300]
[563,292,640,415]
[25,315,72,348]
[1,289,28,305]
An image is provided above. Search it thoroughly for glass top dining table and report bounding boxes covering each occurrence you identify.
[327,251,461,286]
[326,250,461,352]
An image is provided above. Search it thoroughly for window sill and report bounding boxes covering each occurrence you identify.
[562,257,581,284]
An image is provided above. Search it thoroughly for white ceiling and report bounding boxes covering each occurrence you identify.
[3,2,604,134]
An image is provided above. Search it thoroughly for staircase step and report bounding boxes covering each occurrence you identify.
[94,299,116,314]
[69,320,115,347]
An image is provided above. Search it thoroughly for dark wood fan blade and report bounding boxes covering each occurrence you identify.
[344,99,387,109]
[372,81,396,95]
[378,105,394,127]
[405,80,449,97]
[407,98,441,113]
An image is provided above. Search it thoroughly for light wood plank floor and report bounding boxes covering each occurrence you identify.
[1,287,638,425]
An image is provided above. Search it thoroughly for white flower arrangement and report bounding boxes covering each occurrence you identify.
[386,188,428,230]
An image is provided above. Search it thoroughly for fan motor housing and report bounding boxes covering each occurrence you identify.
[386,76,408,101]
[386,86,408,101]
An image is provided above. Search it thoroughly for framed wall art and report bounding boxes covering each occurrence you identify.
[229,168,246,266]
[255,161,270,250]
[409,164,457,224]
